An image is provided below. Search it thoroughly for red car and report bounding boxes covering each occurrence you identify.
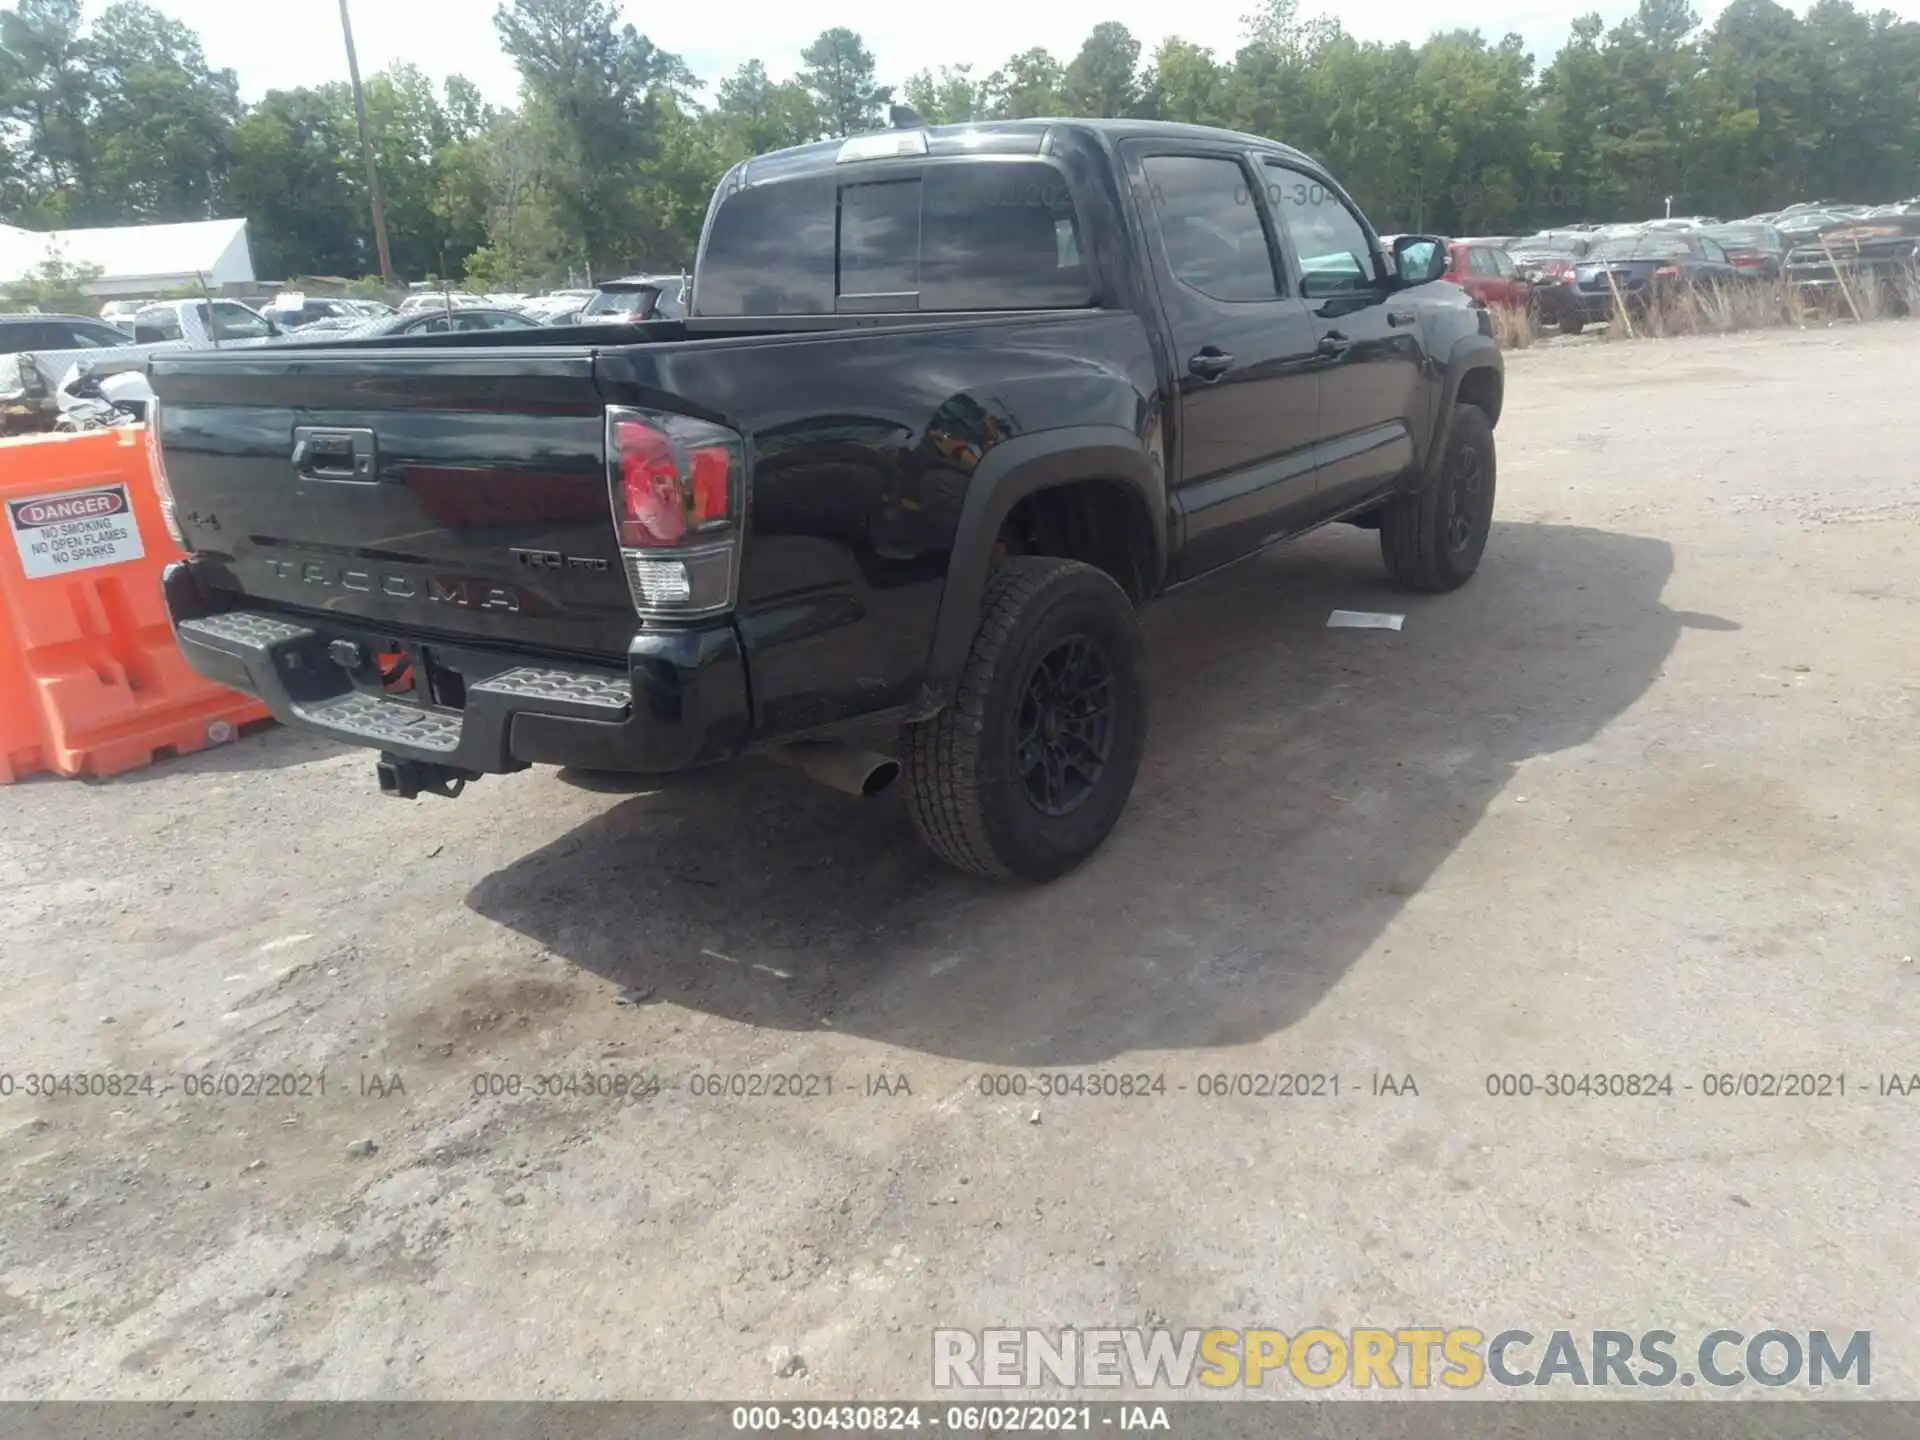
[1444,238,1534,312]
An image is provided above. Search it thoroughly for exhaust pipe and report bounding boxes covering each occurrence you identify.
[766,741,901,798]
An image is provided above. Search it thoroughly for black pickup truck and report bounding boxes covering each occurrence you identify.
[150,118,1503,882]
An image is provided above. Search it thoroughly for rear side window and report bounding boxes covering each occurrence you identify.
[134,310,184,342]
[1140,155,1281,302]
[697,160,1094,315]
[212,304,273,340]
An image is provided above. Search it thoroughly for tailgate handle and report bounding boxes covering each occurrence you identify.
[293,426,378,483]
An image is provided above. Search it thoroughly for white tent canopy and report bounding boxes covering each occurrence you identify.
[0,218,255,296]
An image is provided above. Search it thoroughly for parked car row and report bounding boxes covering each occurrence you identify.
[1,272,692,435]
[1519,196,1920,318]
[1429,226,1766,333]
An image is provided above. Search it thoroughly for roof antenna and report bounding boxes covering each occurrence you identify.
[888,103,927,130]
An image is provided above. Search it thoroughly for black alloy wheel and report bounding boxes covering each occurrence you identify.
[1015,634,1115,817]
[1445,436,1488,555]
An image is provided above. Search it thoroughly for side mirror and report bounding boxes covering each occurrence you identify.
[1392,234,1450,286]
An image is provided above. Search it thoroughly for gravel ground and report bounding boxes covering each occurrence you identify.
[1,322,1917,1402]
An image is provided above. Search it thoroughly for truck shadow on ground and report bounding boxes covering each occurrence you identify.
[467,521,1733,1065]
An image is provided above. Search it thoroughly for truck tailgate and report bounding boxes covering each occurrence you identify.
[149,348,638,657]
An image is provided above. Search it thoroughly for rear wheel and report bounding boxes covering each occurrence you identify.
[904,557,1147,882]
[1379,402,1496,593]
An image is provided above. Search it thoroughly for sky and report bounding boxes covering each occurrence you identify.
[89,0,1919,107]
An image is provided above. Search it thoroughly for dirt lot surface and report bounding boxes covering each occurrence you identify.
[2,323,1917,1403]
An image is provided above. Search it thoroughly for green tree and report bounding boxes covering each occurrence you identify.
[1060,21,1144,116]
[86,2,239,222]
[797,27,889,137]
[0,0,99,222]
[226,86,365,276]
[442,75,492,141]
[494,0,691,274]
[1139,39,1228,125]
[0,242,102,310]
[1240,0,1341,64]
[714,59,821,152]
[902,64,986,124]
[458,108,572,288]
[1221,1,1344,149]
[982,49,1065,119]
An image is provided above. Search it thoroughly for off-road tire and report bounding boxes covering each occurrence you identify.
[904,557,1147,882]
[1379,401,1496,593]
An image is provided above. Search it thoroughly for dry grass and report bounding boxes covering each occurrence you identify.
[1584,267,1919,343]
[1504,261,1920,350]
[1489,303,1536,350]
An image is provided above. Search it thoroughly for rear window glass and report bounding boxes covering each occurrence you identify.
[1703,225,1779,248]
[1510,234,1590,257]
[1589,234,1694,260]
[697,160,1094,315]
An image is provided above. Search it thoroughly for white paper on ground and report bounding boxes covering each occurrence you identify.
[1326,609,1405,631]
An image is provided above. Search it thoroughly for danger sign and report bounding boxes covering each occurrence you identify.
[8,483,145,579]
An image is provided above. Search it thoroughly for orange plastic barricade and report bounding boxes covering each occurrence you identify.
[0,426,269,784]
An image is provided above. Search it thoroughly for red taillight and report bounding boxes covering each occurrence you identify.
[613,418,736,547]
[605,406,745,618]
[687,444,731,523]
[1732,254,1766,267]
[615,419,686,546]
[143,402,185,547]
[1653,266,1680,280]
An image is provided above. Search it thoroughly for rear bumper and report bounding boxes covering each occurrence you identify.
[1562,288,1651,323]
[163,562,751,775]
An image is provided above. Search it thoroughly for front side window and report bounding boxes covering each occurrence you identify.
[1141,154,1280,303]
[1264,162,1378,297]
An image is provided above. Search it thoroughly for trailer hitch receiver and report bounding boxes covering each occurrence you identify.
[376,754,474,800]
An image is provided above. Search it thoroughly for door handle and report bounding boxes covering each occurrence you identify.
[1316,331,1352,359]
[1387,309,1417,327]
[1187,348,1234,381]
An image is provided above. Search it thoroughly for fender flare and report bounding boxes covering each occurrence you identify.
[913,425,1166,717]
[1425,334,1503,480]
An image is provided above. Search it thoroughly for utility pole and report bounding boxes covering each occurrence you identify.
[339,0,395,286]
